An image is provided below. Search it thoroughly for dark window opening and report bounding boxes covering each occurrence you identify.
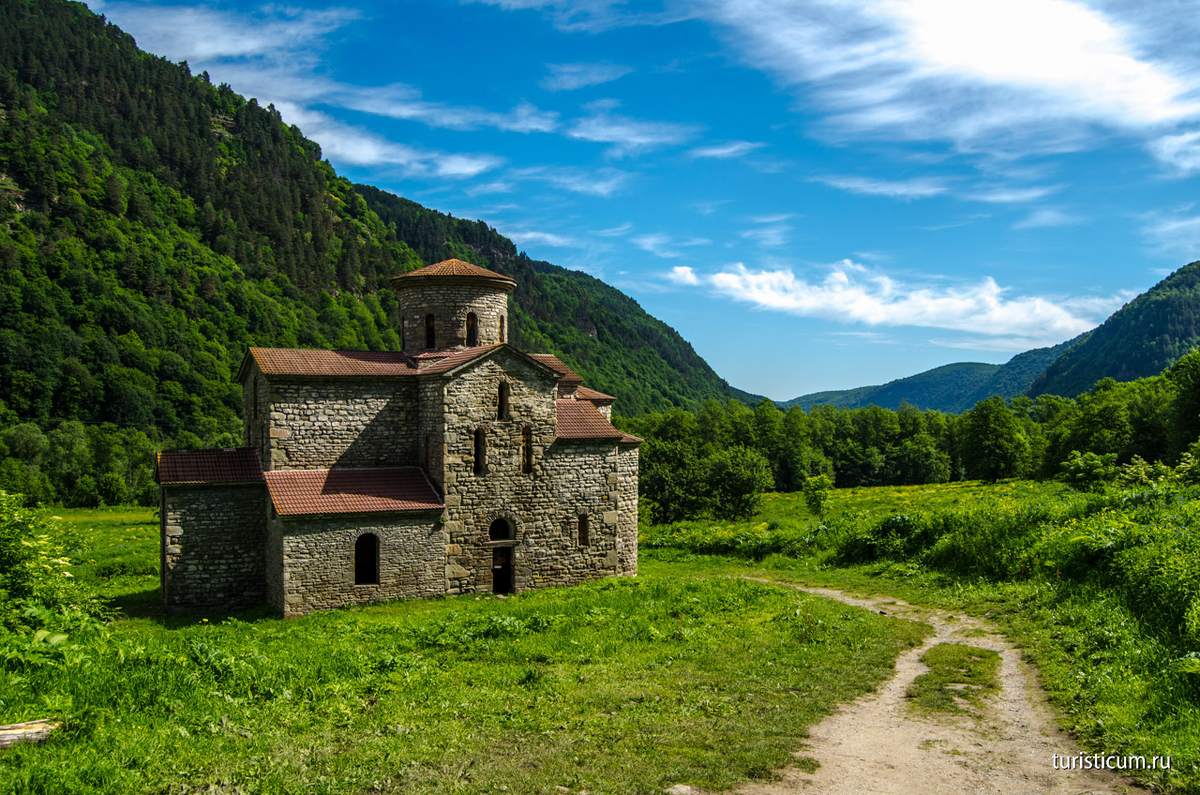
[498,382,510,420]
[578,514,589,547]
[425,314,436,349]
[522,425,533,474]
[492,546,513,594]
[474,428,487,475]
[355,534,380,585]
[466,312,478,346]
[499,315,506,343]
[489,517,514,541]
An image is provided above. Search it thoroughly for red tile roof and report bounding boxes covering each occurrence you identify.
[530,354,583,385]
[264,467,443,516]
[418,345,501,375]
[245,348,418,379]
[576,386,617,402]
[390,259,516,288]
[556,400,625,441]
[157,448,264,485]
[619,433,643,445]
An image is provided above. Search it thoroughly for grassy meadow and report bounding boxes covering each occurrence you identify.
[6,479,1200,793]
[1,506,927,795]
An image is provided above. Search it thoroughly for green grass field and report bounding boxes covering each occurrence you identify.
[1,506,927,795]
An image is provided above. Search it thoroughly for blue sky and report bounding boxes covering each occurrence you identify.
[84,0,1200,400]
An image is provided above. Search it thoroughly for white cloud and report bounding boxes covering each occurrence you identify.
[568,102,702,156]
[466,181,516,196]
[694,200,733,215]
[667,265,701,285]
[967,185,1062,203]
[512,166,633,197]
[697,0,1200,157]
[1141,208,1200,260]
[592,222,634,237]
[507,230,585,248]
[690,140,765,158]
[813,175,950,199]
[633,233,710,258]
[682,259,1114,345]
[273,103,501,177]
[541,62,633,91]
[464,0,690,33]
[1149,130,1200,175]
[739,224,791,247]
[1013,208,1084,229]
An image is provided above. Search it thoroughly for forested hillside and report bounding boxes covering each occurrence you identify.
[784,340,1072,413]
[0,0,745,505]
[1029,261,1200,397]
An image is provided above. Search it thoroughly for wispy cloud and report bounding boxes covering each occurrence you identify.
[739,223,791,247]
[1141,206,1200,259]
[541,62,632,91]
[813,175,951,200]
[633,233,711,258]
[273,103,501,177]
[464,0,691,33]
[697,0,1200,161]
[507,230,585,248]
[1013,208,1084,229]
[1149,130,1200,176]
[694,200,733,215]
[512,165,632,197]
[466,181,515,196]
[674,259,1120,345]
[690,140,765,158]
[568,101,702,156]
[967,185,1062,203]
[592,222,634,237]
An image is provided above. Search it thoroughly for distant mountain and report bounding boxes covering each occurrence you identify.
[1028,261,1200,398]
[783,340,1075,413]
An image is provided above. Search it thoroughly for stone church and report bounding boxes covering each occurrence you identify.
[156,260,640,617]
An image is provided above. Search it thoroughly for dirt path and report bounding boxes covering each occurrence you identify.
[727,581,1141,795]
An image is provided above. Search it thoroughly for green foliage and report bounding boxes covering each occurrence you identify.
[1058,450,1119,491]
[1030,261,1200,398]
[960,396,1030,481]
[802,474,833,519]
[906,643,1000,713]
[707,445,774,520]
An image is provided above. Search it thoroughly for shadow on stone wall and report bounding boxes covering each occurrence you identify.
[331,392,418,470]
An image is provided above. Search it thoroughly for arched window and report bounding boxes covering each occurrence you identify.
[466,312,478,346]
[489,517,514,541]
[499,315,506,343]
[522,425,533,474]
[474,428,487,475]
[355,534,379,585]
[498,382,510,421]
[425,314,436,349]
[577,514,589,547]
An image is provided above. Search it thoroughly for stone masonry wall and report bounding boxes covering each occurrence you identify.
[439,351,560,595]
[263,378,419,471]
[275,514,445,617]
[396,283,509,354]
[161,484,267,612]
[243,372,270,464]
[417,378,446,493]
[616,444,639,576]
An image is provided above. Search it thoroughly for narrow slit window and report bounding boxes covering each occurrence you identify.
[425,314,436,349]
[355,533,379,585]
[522,425,533,474]
[474,428,487,475]
[578,514,589,547]
[499,315,506,343]
[498,382,510,420]
[466,312,479,346]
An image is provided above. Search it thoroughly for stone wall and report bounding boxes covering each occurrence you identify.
[243,373,270,463]
[417,378,446,493]
[439,351,559,594]
[396,283,509,354]
[274,513,445,617]
[261,377,419,471]
[161,484,267,613]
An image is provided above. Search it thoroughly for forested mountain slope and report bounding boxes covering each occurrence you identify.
[0,0,744,455]
[1029,261,1200,398]
[783,340,1072,413]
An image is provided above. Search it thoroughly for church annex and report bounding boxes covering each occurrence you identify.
[156,260,640,617]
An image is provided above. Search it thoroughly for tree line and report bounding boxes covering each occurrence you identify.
[619,350,1200,524]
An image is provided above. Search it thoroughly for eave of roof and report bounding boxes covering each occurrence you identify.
[238,347,418,381]
[555,399,626,441]
[576,386,617,402]
[390,259,516,291]
[157,448,264,485]
[264,467,444,517]
[529,354,583,386]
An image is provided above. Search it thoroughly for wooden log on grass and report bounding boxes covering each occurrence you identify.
[0,719,61,749]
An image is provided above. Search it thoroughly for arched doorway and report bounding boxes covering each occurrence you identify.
[355,533,379,585]
[488,518,514,594]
